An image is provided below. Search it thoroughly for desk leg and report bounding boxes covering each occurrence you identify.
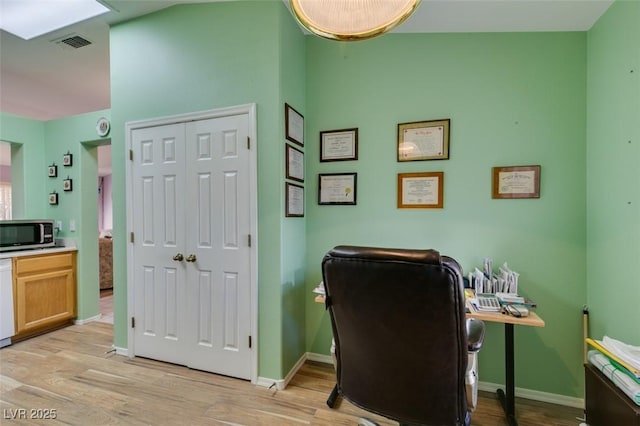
[496,323,518,426]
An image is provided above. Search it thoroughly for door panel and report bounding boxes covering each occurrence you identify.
[185,114,251,379]
[132,123,188,365]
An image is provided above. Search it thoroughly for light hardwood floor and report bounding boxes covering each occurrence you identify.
[0,322,583,425]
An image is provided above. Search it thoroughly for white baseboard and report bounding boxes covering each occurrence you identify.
[73,314,101,325]
[305,352,584,409]
[306,352,333,364]
[478,381,584,409]
[114,346,129,356]
[257,352,320,391]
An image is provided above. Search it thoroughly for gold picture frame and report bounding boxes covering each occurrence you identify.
[492,165,540,199]
[397,119,450,161]
[397,172,444,209]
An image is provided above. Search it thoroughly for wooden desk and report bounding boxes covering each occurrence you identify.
[315,294,545,426]
[467,304,545,426]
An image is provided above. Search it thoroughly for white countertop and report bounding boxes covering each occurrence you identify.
[0,241,77,260]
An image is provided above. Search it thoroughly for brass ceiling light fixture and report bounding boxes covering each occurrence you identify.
[289,0,421,42]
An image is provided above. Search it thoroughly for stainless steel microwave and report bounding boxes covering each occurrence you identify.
[0,220,55,252]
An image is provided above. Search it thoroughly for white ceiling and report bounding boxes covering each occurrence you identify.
[0,0,613,123]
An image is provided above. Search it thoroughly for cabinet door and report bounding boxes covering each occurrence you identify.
[14,259,76,336]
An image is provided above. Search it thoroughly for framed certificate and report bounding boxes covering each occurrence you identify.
[318,173,357,205]
[397,172,444,208]
[285,144,304,182]
[285,182,304,217]
[492,165,540,199]
[285,103,304,146]
[398,119,450,161]
[320,128,358,162]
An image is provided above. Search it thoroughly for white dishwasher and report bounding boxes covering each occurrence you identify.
[0,258,14,348]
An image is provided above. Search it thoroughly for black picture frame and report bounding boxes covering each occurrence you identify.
[48,192,58,205]
[63,153,73,167]
[285,182,304,217]
[63,178,73,192]
[285,103,304,147]
[48,164,57,178]
[285,144,304,183]
[318,173,357,205]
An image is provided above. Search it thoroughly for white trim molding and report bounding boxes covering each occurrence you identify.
[305,352,584,409]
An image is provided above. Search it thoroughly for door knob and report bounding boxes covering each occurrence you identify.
[173,253,184,261]
[186,254,197,262]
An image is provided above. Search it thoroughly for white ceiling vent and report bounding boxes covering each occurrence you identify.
[51,34,93,50]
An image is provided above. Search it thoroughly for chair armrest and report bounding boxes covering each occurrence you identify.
[466,318,485,352]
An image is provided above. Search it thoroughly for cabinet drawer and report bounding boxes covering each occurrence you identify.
[14,252,75,275]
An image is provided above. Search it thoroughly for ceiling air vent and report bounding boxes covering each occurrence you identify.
[60,35,92,48]
[50,33,93,50]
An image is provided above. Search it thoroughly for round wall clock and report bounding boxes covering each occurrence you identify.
[96,117,110,137]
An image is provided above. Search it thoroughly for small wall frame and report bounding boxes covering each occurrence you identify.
[320,128,358,162]
[48,192,58,205]
[48,164,57,178]
[63,152,73,167]
[285,182,305,217]
[318,173,357,205]
[398,119,450,161]
[285,144,304,182]
[492,165,540,199]
[285,103,304,147]
[63,178,73,192]
[397,172,444,209]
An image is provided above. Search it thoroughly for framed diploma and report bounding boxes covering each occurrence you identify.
[285,103,304,146]
[318,173,357,205]
[397,172,444,209]
[285,144,304,182]
[492,165,540,199]
[320,128,358,162]
[285,182,304,217]
[398,119,450,162]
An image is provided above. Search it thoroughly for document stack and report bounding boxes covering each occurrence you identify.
[586,336,640,406]
[468,258,519,295]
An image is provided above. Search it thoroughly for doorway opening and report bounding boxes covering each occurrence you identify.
[96,144,113,323]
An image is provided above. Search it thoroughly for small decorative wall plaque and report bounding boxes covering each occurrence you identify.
[63,152,73,167]
[48,164,57,177]
[48,191,58,205]
[63,178,73,192]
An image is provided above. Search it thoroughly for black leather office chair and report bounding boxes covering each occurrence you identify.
[321,245,486,426]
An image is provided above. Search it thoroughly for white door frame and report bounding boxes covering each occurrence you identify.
[125,103,258,384]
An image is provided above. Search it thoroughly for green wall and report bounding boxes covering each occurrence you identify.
[43,110,111,321]
[0,110,111,322]
[586,0,640,343]
[0,113,46,218]
[109,1,307,379]
[304,32,588,397]
[279,4,308,374]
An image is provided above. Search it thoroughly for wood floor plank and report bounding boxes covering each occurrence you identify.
[0,322,584,425]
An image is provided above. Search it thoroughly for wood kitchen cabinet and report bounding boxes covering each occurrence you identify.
[12,251,77,341]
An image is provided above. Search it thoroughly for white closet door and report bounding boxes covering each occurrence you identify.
[184,114,252,379]
[130,111,253,380]
[131,123,189,365]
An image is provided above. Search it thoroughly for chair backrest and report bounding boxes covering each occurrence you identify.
[321,245,469,426]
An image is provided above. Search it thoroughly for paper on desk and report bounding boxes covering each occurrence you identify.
[602,336,640,372]
[312,282,325,295]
